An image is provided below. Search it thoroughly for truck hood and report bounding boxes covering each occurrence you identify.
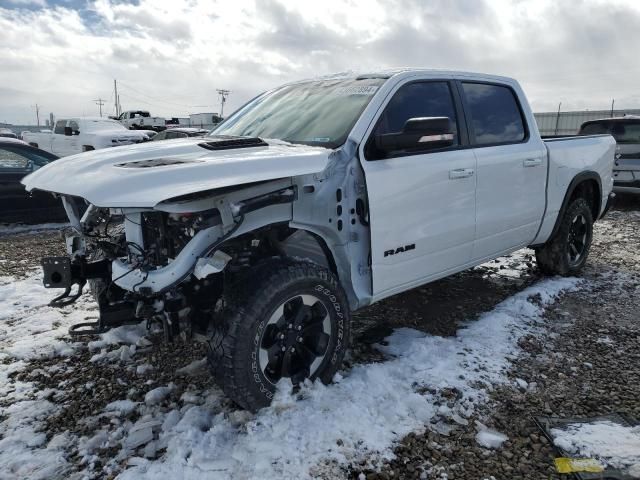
[22,137,331,207]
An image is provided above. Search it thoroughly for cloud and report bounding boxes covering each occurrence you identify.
[1,0,640,124]
[5,0,47,7]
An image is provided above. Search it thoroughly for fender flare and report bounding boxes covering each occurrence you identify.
[543,170,602,245]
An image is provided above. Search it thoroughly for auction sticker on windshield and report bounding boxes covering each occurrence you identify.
[332,86,379,96]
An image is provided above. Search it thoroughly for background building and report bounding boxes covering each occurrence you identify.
[534,108,640,136]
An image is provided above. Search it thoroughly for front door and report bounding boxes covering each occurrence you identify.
[360,80,477,298]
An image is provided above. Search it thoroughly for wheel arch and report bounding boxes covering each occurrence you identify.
[547,171,602,241]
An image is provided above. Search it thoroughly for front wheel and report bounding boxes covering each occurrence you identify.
[535,197,594,276]
[208,260,351,411]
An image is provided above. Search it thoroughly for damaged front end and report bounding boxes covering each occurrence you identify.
[42,181,296,340]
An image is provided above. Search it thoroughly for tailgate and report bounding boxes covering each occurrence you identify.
[615,144,640,170]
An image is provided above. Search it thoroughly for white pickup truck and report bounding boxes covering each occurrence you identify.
[24,69,615,411]
[117,110,166,131]
[22,117,148,157]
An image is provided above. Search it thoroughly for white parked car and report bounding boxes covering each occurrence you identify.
[117,110,166,131]
[22,117,148,157]
[0,127,18,139]
[24,69,615,411]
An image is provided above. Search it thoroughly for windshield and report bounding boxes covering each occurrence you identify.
[212,78,387,148]
[84,119,127,132]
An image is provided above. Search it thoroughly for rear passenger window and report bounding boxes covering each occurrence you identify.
[462,83,526,145]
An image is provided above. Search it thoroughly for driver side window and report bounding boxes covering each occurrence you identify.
[366,81,459,160]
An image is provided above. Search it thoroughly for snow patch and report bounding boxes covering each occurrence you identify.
[144,385,174,405]
[551,421,640,471]
[105,400,139,416]
[475,421,508,449]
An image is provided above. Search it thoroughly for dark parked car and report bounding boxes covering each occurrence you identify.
[0,139,66,223]
[579,116,640,194]
[152,127,209,141]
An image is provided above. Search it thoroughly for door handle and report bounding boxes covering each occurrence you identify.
[449,168,475,179]
[523,158,543,167]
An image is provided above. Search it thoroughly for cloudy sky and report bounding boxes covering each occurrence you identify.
[1,0,639,125]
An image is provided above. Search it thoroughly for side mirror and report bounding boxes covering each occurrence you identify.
[375,117,454,154]
[64,126,73,136]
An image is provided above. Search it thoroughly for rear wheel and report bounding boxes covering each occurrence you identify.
[208,259,350,411]
[535,197,593,276]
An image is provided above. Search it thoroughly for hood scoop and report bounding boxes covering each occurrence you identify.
[198,136,268,151]
[115,158,204,169]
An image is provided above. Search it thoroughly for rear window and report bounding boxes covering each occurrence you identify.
[462,82,526,145]
[611,122,640,143]
[579,122,609,135]
[580,120,640,143]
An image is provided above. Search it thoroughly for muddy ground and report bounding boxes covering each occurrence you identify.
[1,196,639,479]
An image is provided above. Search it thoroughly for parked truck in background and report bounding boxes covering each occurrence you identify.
[117,110,166,131]
[22,117,148,157]
[24,69,615,411]
[579,116,640,194]
[189,112,222,129]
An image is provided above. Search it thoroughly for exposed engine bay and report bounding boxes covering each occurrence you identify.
[42,181,305,341]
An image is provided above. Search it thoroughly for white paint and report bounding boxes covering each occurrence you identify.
[22,138,330,207]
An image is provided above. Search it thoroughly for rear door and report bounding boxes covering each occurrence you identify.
[360,79,477,297]
[459,81,547,260]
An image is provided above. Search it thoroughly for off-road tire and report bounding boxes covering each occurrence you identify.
[208,259,351,412]
[535,197,593,276]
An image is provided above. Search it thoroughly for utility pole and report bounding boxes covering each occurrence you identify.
[94,98,106,117]
[610,99,615,118]
[114,79,120,116]
[33,104,40,126]
[217,89,230,118]
[554,102,561,136]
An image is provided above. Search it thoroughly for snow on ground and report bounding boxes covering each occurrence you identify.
[120,277,581,479]
[0,222,69,237]
[475,421,508,449]
[551,421,640,476]
[0,269,583,479]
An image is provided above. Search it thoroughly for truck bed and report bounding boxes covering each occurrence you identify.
[531,134,616,245]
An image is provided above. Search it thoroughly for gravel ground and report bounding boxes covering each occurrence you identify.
[353,198,640,480]
[0,199,639,479]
